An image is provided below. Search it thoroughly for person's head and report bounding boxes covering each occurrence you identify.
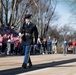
[11,26,14,29]
[69,39,72,42]
[53,37,55,40]
[24,14,32,23]
[0,34,1,37]
[48,36,51,39]
[3,33,7,37]
[38,35,40,38]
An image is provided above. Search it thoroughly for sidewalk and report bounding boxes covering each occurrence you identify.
[0,54,76,75]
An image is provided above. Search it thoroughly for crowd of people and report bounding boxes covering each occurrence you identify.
[62,38,76,55]
[0,31,76,56]
[0,28,76,56]
[0,32,21,55]
[0,32,54,55]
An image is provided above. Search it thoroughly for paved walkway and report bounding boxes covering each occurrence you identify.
[0,54,76,75]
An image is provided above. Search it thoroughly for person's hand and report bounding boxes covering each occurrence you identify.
[34,44,37,47]
[19,33,24,37]
[19,33,21,36]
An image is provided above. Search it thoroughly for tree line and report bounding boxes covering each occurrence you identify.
[0,0,76,41]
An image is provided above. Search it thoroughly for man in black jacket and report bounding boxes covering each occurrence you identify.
[20,14,38,69]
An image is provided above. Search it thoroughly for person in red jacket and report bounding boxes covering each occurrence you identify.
[67,39,73,54]
[72,38,76,54]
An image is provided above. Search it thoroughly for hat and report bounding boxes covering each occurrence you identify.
[24,14,32,19]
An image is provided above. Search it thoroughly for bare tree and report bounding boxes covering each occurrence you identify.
[0,0,58,36]
[29,0,58,37]
[0,0,37,27]
[59,24,74,39]
[0,0,1,25]
[0,0,2,26]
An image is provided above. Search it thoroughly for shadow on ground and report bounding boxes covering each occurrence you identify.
[0,58,76,75]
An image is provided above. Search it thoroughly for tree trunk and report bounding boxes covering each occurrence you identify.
[0,0,2,26]
[5,0,8,25]
[9,0,17,27]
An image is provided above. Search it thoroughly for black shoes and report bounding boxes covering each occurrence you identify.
[29,63,32,68]
[22,63,27,69]
[22,63,32,69]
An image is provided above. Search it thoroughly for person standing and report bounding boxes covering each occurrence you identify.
[2,34,8,54]
[42,38,47,54]
[0,34,3,54]
[20,14,38,69]
[62,39,68,55]
[72,38,76,54]
[47,36,52,54]
[52,38,57,54]
[35,35,42,54]
[67,39,73,54]
[7,34,11,55]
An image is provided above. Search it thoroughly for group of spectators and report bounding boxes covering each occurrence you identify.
[0,26,76,56]
[33,36,58,54]
[32,36,76,55]
[62,38,76,55]
[0,31,58,55]
[0,26,22,55]
[0,32,22,55]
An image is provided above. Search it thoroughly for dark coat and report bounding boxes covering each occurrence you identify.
[20,22,38,45]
